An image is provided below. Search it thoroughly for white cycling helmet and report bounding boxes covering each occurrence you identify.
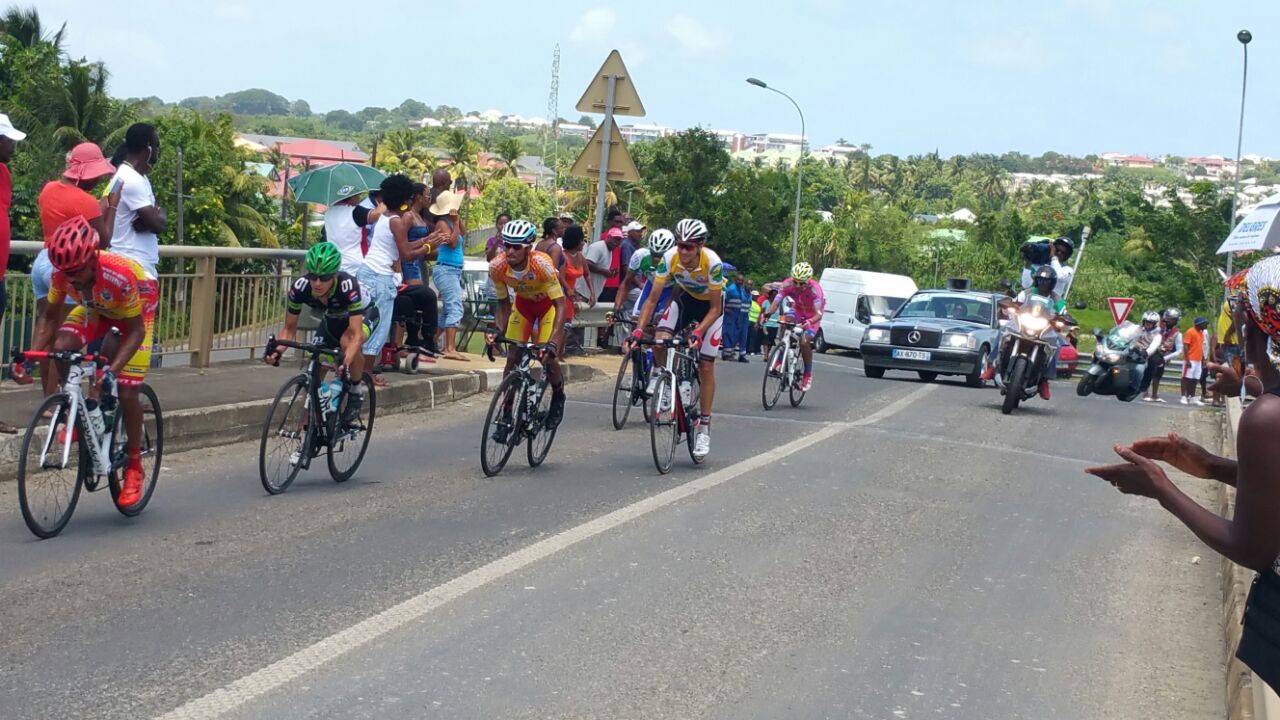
[791,261,814,282]
[647,228,675,255]
[674,218,708,244]
[500,219,537,244]
[1141,310,1160,325]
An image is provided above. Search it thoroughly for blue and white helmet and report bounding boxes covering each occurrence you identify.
[500,219,537,244]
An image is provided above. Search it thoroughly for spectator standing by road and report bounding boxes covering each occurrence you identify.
[747,290,763,355]
[1143,308,1183,403]
[560,224,592,354]
[428,188,468,361]
[107,123,165,284]
[735,275,752,361]
[359,174,428,384]
[535,217,564,269]
[585,225,623,305]
[0,113,24,434]
[722,274,744,360]
[323,192,371,276]
[1180,316,1207,406]
[1087,255,1280,693]
[620,220,642,272]
[601,208,624,241]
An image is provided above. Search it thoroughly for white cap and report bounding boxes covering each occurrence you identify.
[0,114,26,142]
[623,220,645,233]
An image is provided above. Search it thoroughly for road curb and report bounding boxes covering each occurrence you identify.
[1220,398,1278,720]
[0,362,601,482]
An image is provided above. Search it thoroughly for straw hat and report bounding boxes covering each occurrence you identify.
[429,190,462,216]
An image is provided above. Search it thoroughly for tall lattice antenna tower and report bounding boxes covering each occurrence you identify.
[543,44,561,192]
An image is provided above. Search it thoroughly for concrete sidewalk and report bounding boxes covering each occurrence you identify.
[0,350,618,479]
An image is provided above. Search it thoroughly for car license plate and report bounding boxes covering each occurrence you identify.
[892,349,931,362]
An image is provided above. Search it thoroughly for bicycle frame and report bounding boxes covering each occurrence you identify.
[266,337,344,469]
[19,350,116,478]
[645,330,700,434]
[776,324,804,388]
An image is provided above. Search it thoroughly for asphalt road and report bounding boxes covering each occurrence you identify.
[0,352,1225,720]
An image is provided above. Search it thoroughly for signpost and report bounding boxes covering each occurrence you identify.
[1108,297,1135,326]
[570,50,644,243]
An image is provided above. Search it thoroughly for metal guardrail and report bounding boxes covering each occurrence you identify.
[4,240,305,369]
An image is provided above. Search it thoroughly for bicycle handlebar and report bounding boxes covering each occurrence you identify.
[263,336,338,367]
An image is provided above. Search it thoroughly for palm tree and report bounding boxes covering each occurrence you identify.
[50,61,126,150]
[0,6,65,52]
[489,137,524,182]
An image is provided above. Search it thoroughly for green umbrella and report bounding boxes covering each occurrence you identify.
[286,162,387,206]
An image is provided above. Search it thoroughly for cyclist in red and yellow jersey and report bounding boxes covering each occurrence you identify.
[32,216,158,507]
[488,219,568,433]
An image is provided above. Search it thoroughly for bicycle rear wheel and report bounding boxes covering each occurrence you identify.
[788,353,807,407]
[649,372,678,474]
[328,373,377,482]
[109,383,165,516]
[527,380,558,467]
[611,351,634,430]
[481,373,523,477]
[762,346,784,410]
[259,374,312,495]
[18,394,86,539]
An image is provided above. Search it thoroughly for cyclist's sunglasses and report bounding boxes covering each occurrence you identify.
[676,242,701,251]
[306,272,336,282]
[503,241,530,250]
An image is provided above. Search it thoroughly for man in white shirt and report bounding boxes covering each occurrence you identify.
[323,192,370,275]
[107,123,165,280]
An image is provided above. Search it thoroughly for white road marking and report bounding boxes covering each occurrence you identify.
[154,385,935,720]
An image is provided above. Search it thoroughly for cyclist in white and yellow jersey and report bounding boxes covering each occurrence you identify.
[630,218,724,459]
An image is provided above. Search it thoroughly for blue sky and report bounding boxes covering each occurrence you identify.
[31,0,1280,158]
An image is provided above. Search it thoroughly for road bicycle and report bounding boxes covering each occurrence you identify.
[608,314,655,430]
[259,336,377,494]
[479,329,563,477]
[637,326,704,474]
[11,348,163,538]
[762,322,808,410]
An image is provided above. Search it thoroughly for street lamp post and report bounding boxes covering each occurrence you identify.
[747,77,805,268]
[1226,29,1251,296]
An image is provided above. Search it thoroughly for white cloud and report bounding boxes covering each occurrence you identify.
[666,14,725,52]
[570,7,617,43]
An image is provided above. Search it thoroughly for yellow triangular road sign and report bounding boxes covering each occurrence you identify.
[568,122,640,183]
[575,50,646,117]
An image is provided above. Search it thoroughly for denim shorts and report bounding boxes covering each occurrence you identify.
[434,264,465,328]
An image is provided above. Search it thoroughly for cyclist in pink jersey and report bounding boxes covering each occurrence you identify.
[761,262,824,391]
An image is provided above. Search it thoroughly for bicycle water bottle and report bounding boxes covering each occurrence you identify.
[327,377,344,412]
[679,379,693,407]
[85,399,107,439]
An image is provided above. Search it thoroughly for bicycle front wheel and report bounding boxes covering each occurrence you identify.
[259,374,312,495]
[762,346,784,410]
[527,380,558,467]
[328,373,377,483]
[611,350,634,430]
[789,353,807,408]
[649,372,678,474]
[481,373,523,477]
[18,394,85,539]
[109,383,165,516]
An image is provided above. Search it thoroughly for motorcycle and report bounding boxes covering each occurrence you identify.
[994,295,1075,415]
[1076,322,1148,402]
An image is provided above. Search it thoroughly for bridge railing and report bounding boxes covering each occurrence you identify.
[3,241,306,369]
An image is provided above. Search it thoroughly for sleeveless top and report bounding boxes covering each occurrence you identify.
[435,218,463,268]
[403,223,429,282]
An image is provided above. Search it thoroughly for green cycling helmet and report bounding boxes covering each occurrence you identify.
[305,242,342,275]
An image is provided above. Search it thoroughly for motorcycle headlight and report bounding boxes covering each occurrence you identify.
[942,333,975,349]
[866,328,888,343]
[1019,315,1049,333]
[1105,352,1123,364]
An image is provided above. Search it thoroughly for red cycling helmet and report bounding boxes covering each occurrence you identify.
[47,215,100,271]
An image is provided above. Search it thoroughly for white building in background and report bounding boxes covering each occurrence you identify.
[817,143,861,157]
[710,129,749,152]
[947,208,977,223]
[1186,155,1238,178]
[414,117,444,128]
[556,122,592,140]
[453,115,487,128]
[620,123,674,143]
[747,132,807,152]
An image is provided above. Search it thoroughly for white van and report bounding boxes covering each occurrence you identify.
[817,269,918,352]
